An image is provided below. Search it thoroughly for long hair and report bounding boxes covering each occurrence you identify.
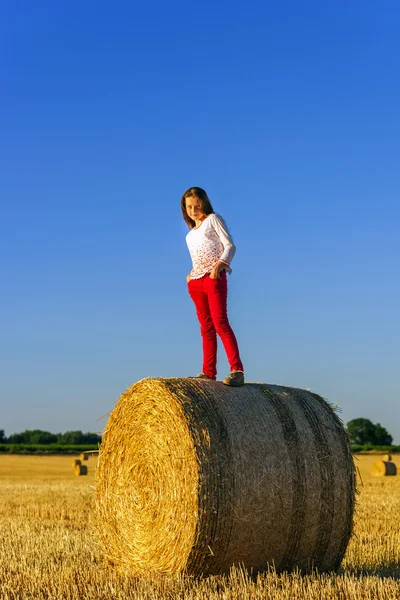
[180,187,215,229]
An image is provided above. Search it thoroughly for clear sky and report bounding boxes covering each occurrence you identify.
[1,1,399,442]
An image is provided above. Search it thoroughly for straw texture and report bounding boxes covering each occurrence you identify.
[95,378,356,576]
[371,460,397,477]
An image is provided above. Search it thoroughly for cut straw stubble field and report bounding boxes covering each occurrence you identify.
[0,455,399,598]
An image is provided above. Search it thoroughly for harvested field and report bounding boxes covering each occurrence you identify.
[0,454,399,599]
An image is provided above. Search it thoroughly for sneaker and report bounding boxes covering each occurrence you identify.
[189,373,215,380]
[223,370,245,386]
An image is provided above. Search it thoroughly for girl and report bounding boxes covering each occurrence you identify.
[181,186,244,386]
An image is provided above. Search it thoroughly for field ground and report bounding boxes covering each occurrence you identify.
[0,454,399,599]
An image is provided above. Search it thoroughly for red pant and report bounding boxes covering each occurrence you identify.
[188,271,244,379]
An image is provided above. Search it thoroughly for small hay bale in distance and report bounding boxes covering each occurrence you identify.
[371,460,397,477]
[75,464,88,476]
[72,458,81,468]
[80,453,89,461]
[95,378,356,576]
[383,454,392,462]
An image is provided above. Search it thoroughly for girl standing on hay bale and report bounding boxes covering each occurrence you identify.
[181,186,244,386]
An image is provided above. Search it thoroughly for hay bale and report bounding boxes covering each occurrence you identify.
[75,464,88,476]
[383,454,392,462]
[72,458,82,468]
[371,460,397,477]
[80,453,89,461]
[95,378,355,576]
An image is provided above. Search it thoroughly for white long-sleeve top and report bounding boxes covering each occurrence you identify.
[186,213,236,279]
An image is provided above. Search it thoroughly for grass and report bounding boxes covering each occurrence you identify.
[0,454,399,599]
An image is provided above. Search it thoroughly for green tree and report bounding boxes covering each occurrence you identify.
[6,429,101,445]
[0,430,6,443]
[58,430,101,444]
[7,430,57,444]
[347,418,393,446]
[372,423,393,445]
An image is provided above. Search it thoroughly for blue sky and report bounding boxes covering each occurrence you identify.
[1,1,399,442]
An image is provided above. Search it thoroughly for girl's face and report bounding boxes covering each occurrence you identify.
[185,196,206,223]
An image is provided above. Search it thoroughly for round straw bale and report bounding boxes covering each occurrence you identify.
[95,378,355,576]
[72,458,81,468]
[383,454,392,462]
[371,460,397,477]
[75,464,88,476]
[80,452,89,461]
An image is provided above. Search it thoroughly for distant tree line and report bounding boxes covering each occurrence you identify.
[0,429,101,445]
[346,418,393,446]
[0,419,394,447]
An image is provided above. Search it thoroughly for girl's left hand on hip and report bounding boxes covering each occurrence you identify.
[210,262,225,279]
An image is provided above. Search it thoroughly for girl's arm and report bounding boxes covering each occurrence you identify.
[210,214,236,279]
